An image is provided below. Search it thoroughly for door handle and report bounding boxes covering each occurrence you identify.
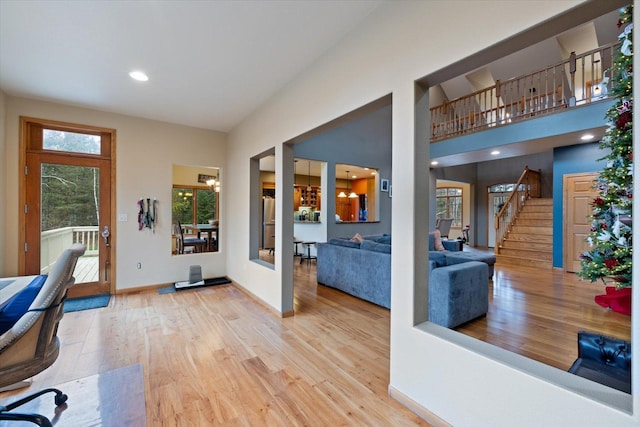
[101,225,110,247]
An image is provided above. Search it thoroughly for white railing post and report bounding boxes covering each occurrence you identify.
[40,226,99,274]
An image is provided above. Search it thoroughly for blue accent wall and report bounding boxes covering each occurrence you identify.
[552,143,608,267]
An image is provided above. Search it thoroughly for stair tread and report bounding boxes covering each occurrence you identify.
[499,246,552,254]
[501,241,550,250]
[499,249,552,261]
[496,254,552,268]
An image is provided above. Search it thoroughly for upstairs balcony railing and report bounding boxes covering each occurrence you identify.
[430,41,620,141]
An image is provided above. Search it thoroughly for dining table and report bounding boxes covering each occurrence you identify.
[185,224,219,252]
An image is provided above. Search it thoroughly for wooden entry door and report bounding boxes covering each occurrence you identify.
[563,172,598,272]
[22,118,115,297]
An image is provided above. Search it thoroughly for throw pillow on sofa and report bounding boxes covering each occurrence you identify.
[351,233,364,243]
[429,230,445,251]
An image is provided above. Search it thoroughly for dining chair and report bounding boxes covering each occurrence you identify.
[174,222,206,253]
[436,218,453,239]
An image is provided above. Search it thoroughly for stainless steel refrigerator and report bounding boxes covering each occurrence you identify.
[262,197,276,250]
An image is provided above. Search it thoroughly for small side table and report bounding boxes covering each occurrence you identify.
[300,242,317,266]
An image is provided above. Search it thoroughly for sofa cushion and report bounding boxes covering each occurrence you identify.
[376,235,392,245]
[328,238,362,249]
[442,239,463,252]
[428,260,438,275]
[360,239,391,254]
[429,261,488,328]
[362,233,391,243]
[445,252,496,276]
[428,251,447,267]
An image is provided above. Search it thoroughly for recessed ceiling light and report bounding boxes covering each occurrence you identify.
[431,160,439,165]
[491,150,500,155]
[581,134,594,141]
[129,71,149,82]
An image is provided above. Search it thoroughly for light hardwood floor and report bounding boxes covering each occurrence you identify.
[1,251,630,425]
[459,259,631,370]
[1,260,429,426]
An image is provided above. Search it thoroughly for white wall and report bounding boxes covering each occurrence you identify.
[226,1,639,425]
[3,96,227,289]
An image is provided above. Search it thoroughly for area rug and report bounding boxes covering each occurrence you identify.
[63,294,111,312]
[158,285,176,294]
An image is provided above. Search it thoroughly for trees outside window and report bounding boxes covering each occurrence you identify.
[436,187,462,228]
[172,187,217,226]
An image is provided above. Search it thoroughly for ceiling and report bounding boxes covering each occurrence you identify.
[0,1,381,132]
[431,9,621,105]
[1,2,623,170]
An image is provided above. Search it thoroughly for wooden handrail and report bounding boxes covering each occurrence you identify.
[494,166,541,255]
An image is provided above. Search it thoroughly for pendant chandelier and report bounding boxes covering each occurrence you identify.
[348,173,358,198]
[338,170,358,198]
[206,176,220,193]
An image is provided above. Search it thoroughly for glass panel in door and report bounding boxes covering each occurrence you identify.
[40,163,101,285]
[488,193,509,247]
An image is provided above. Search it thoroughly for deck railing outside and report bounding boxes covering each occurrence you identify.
[41,226,99,273]
[430,41,620,141]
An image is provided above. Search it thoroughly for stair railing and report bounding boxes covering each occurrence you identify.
[494,166,541,255]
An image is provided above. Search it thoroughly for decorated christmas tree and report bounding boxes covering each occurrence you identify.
[578,5,633,289]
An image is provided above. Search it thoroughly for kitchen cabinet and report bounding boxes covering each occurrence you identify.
[294,186,321,210]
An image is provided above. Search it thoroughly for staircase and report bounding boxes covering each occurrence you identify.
[496,198,553,268]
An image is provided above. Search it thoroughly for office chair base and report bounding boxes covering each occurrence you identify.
[0,387,68,427]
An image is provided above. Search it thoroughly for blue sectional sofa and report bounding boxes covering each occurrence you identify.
[316,234,493,328]
[317,237,393,308]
